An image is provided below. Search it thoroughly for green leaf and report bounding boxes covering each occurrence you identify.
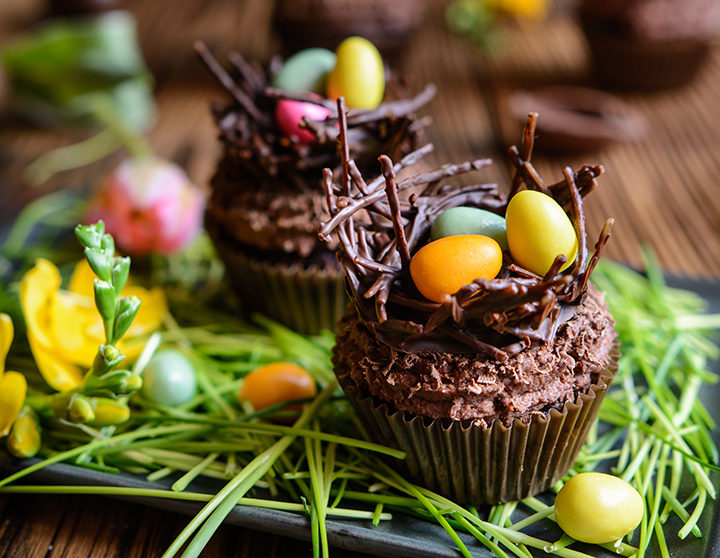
[0,10,155,133]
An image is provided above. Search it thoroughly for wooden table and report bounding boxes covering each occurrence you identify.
[1,0,719,556]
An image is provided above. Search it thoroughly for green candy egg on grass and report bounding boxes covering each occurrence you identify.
[430,207,508,251]
[141,349,198,406]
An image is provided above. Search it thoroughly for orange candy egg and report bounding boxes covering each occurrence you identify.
[409,235,502,303]
[239,362,317,411]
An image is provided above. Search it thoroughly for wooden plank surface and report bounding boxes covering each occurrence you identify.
[1,0,719,556]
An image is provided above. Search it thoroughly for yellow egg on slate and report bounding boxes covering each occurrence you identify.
[505,190,578,276]
[409,235,502,303]
[326,36,385,109]
[554,472,644,544]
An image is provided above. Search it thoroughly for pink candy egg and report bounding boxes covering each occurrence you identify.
[274,99,331,143]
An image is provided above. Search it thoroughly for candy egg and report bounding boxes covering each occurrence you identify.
[326,36,385,109]
[141,349,198,406]
[275,99,331,143]
[239,362,317,412]
[554,472,644,544]
[271,48,337,94]
[409,235,502,303]
[430,207,509,251]
[505,190,578,276]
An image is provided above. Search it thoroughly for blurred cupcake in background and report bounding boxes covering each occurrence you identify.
[273,0,427,54]
[579,0,720,89]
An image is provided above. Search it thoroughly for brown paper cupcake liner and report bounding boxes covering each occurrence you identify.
[340,346,620,505]
[213,239,347,335]
[581,21,712,90]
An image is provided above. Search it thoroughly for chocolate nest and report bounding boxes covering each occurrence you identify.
[195,41,437,191]
[319,104,614,361]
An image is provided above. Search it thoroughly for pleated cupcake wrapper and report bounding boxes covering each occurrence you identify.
[581,21,712,90]
[213,239,347,335]
[340,346,620,505]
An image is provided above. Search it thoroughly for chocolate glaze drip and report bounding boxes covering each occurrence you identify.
[319,106,615,360]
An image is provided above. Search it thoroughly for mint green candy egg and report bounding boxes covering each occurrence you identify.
[431,207,509,251]
[272,48,337,94]
[141,349,198,406]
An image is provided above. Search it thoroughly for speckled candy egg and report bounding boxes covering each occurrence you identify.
[141,349,198,406]
[275,99,331,143]
[326,37,385,109]
[505,190,578,276]
[409,235,502,303]
[271,48,337,94]
[430,207,508,251]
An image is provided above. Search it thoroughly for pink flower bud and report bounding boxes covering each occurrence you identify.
[86,157,205,256]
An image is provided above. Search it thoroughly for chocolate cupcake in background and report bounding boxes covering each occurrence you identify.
[579,0,720,90]
[319,110,619,504]
[196,40,435,334]
[273,0,426,55]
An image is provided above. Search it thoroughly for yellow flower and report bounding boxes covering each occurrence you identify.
[19,258,167,392]
[0,313,27,437]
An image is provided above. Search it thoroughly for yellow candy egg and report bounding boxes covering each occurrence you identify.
[554,472,644,544]
[326,37,385,109]
[505,190,578,276]
[409,235,502,303]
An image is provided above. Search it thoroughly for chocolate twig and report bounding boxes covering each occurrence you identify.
[380,155,412,270]
[195,41,269,126]
[263,87,337,109]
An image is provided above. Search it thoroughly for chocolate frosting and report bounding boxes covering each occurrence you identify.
[196,41,436,258]
[319,110,615,360]
[334,284,616,426]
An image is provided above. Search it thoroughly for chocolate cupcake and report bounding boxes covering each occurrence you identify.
[319,110,619,504]
[196,41,435,334]
[579,0,720,90]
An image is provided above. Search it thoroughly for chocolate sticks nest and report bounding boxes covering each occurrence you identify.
[319,104,614,361]
[195,41,437,190]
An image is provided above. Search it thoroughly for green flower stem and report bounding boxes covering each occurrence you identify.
[22,128,123,186]
[643,397,716,497]
[653,519,670,558]
[333,490,424,508]
[161,381,337,558]
[544,535,576,553]
[639,445,670,556]
[132,332,162,375]
[86,94,153,159]
[675,314,720,330]
[89,428,219,456]
[127,413,406,459]
[679,487,707,540]
[146,467,174,482]
[0,485,390,520]
[661,486,702,538]
[506,506,554,531]
[0,424,206,488]
[451,514,513,558]
[172,453,220,492]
